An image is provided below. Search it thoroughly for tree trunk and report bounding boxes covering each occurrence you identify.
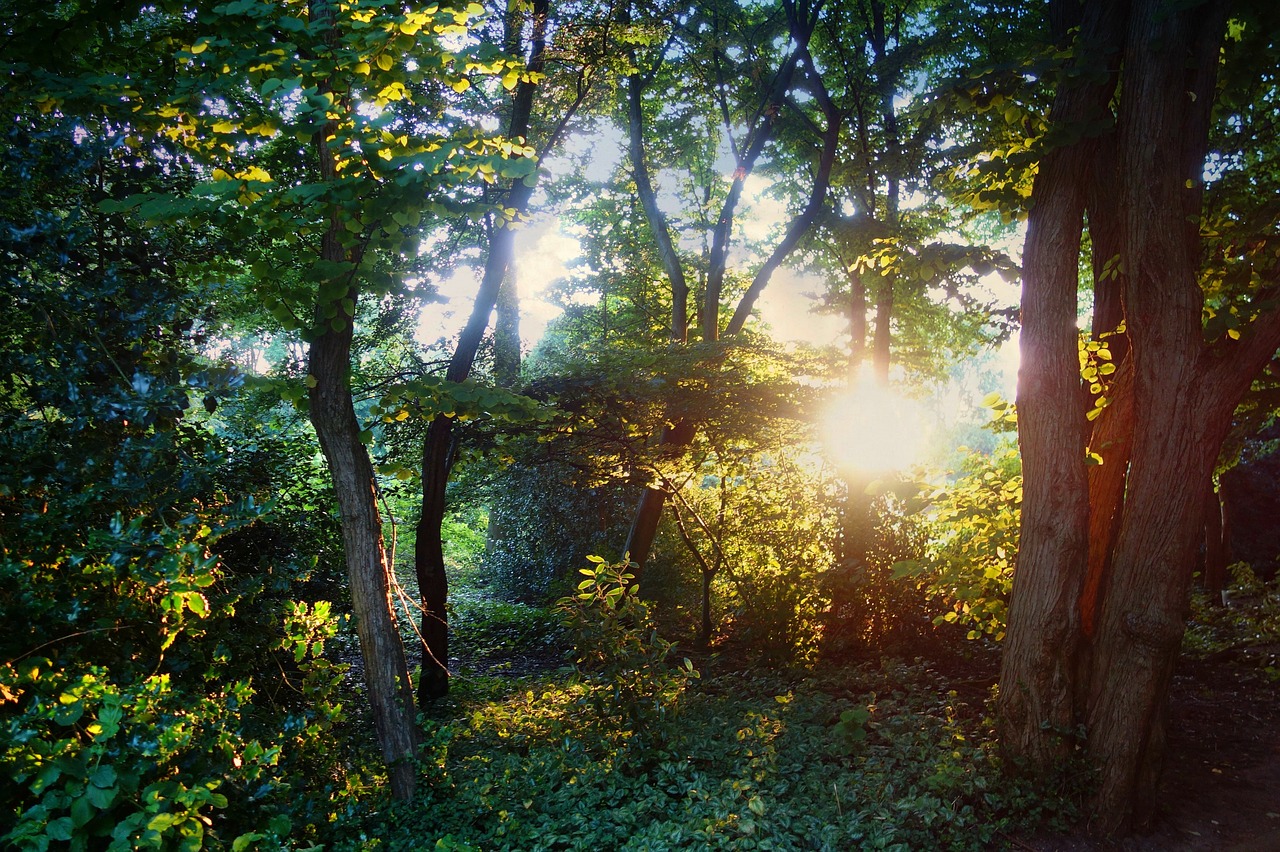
[1083,1,1230,829]
[494,267,521,388]
[997,0,1126,773]
[624,1,833,571]
[306,0,418,796]
[413,0,552,706]
[1203,481,1227,604]
[309,310,420,801]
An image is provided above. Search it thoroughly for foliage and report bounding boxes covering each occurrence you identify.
[341,661,1077,851]
[822,487,952,658]
[1185,563,1280,680]
[897,443,1022,642]
[556,556,697,735]
[656,449,840,661]
[0,124,363,848]
[484,462,635,604]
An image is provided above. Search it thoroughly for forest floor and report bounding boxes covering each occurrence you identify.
[1018,643,1280,852]
[341,568,1280,850]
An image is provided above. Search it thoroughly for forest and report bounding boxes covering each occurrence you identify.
[3,0,1280,848]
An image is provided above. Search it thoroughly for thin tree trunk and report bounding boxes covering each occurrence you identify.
[868,0,897,386]
[624,0,832,572]
[306,0,418,800]
[494,267,521,388]
[1203,481,1227,604]
[414,0,557,706]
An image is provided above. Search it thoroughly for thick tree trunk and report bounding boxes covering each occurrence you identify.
[998,0,1126,772]
[1083,1,1230,829]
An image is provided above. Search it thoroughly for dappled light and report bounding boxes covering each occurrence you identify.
[8,0,1280,846]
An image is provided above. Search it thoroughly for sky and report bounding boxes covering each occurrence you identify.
[414,129,1024,457]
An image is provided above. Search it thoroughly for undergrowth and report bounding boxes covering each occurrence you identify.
[338,659,1077,851]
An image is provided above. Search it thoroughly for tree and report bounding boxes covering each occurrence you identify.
[999,0,1280,831]
[11,0,534,798]
[620,0,841,570]
[412,0,624,704]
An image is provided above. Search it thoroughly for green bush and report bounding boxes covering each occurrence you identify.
[557,556,698,734]
[894,443,1022,642]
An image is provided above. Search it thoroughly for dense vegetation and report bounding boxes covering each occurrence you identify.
[3,0,1279,847]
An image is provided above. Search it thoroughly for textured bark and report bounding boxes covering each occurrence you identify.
[309,306,420,801]
[1079,361,1133,638]
[414,0,551,706]
[997,0,1127,773]
[305,0,418,800]
[1084,1,1231,829]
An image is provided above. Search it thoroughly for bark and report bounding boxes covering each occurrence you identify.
[494,267,521,388]
[998,0,1127,773]
[703,2,817,342]
[308,294,420,801]
[867,0,897,385]
[622,0,832,571]
[1084,1,1232,829]
[627,70,688,343]
[305,0,418,801]
[1079,361,1133,639]
[871,280,892,383]
[1203,482,1227,603]
[414,0,556,706]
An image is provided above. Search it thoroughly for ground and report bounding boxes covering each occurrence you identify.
[339,572,1280,849]
[1019,647,1280,851]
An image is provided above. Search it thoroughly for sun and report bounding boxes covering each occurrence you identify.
[820,377,931,475]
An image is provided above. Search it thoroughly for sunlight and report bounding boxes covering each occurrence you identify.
[820,374,931,474]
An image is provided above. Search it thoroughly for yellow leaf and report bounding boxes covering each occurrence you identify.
[1227,328,1241,340]
[238,165,272,182]
[376,53,394,71]
[355,61,370,75]
[451,78,470,93]
[501,70,519,91]
[212,168,233,181]
[190,41,208,54]
[212,120,236,134]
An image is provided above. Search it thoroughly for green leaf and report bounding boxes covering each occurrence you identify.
[47,817,76,841]
[89,765,117,788]
[87,783,117,809]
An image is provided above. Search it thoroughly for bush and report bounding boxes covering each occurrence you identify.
[556,556,697,735]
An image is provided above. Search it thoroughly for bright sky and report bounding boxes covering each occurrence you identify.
[415,135,1024,463]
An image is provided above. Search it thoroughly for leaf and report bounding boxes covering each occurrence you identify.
[87,783,117,809]
[46,817,75,841]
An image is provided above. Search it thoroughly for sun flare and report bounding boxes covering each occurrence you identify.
[820,378,931,475]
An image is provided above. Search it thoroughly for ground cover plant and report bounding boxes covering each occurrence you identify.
[7,0,1280,845]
